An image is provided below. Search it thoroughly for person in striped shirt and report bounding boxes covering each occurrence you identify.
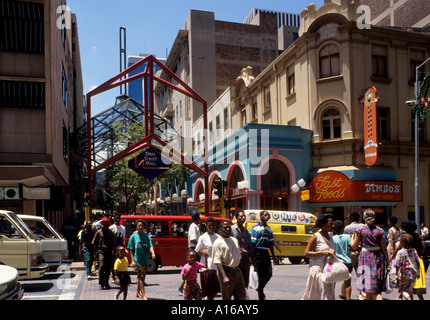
[250,211,275,300]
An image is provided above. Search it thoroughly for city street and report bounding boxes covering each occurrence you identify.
[19,259,430,301]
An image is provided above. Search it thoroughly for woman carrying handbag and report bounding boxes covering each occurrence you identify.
[302,213,336,300]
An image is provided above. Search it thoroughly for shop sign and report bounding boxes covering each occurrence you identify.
[128,147,172,181]
[360,86,379,166]
[308,171,402,203]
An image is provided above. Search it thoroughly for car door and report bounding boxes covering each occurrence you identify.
[0,215,29,278]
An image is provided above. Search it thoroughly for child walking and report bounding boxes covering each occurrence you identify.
[180,249,205,300]
[392,233,420,300]
[114,245,131,300]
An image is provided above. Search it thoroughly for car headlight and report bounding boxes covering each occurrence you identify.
[30,254,42,266]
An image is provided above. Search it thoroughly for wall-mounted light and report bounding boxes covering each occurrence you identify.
[291,178,307,193]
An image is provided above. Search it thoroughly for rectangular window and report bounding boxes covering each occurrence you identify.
[410,60,424,83]
[209,121,213,144]
[223,108,229,130]
[322,119,332,140]
[62,65,68,110]
[320,54,340,78]
[372,44,388,78]
[0,80,45,109]
[147,221,169,237]
[281,225,297,233]
[63,122,68,162]
[252,101,258,120]
[171,221,190,238]
[241,108,247,127]
[372,55,387,77]
[377,108,390,140]
[264,86,271,111]
[0,1,44,54]
[288,73,295,95]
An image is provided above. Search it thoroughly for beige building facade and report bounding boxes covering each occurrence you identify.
[232,0,430,224]
[0,0,85,226]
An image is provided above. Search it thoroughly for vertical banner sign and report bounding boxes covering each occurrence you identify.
[361,87,379,166]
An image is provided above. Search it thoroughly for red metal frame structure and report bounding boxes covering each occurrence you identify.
[85,55,209,218]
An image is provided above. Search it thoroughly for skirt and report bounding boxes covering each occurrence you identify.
[357,250,387,294]
[413,257,427,295]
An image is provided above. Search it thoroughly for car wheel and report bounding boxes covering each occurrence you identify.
[288,257,303,264]
[146,259,159,274]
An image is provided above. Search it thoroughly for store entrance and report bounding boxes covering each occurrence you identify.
[324,207,344,224]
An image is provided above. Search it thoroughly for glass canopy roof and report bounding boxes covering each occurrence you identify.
[77,95,182,172]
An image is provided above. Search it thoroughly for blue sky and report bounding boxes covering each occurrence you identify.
[67,0,324,115]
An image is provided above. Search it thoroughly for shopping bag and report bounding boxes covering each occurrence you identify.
[322,255,350,283]
[249,266,259,289]
[385,265,394,294]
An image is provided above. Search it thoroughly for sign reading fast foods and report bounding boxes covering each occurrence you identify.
[308,171,402,203]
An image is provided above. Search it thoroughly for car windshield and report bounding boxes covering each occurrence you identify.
[8,212,38,240]
[23,219,60,239]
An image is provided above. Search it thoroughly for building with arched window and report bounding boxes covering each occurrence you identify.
[226,0,430,226]
[189,124,312,218]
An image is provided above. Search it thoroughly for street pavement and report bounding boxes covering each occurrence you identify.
[69,258,430,301]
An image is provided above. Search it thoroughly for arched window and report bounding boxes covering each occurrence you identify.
[320,44,340,78]
[260,160,289,210]
[322,108,341,140]
[227,166,246,214]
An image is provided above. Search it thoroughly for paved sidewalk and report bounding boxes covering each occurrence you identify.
[70,260,430,301]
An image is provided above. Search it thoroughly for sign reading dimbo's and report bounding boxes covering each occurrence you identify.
[308,171,402,203]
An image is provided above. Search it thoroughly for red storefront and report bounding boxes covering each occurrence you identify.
[308,171,403,226]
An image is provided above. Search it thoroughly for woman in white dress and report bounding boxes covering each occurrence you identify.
[387,216,402,258]
[302,213,336,300]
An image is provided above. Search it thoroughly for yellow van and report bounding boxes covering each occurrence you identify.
[0,210,48,279]
[243,210,317,264]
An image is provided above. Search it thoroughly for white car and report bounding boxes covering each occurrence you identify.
[0,265,24,300]
[18,215,69,270]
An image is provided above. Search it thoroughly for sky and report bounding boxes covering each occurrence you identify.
[67,0,325,116]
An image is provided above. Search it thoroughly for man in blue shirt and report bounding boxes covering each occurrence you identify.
[250,211,275,300]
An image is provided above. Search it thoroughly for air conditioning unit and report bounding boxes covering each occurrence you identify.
[0,187,21,200]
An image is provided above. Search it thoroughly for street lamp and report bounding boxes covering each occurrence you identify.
[413,57,430,233]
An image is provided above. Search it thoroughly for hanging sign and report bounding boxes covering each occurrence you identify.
[360,87,379,166]
[128,147,172,181]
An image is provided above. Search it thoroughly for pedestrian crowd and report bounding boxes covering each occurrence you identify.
[77,209,428,301]
[302,209,428,300]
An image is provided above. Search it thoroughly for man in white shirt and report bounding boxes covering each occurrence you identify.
[195,217,220,300]
[212,220,246,300]
[188,211,201,251]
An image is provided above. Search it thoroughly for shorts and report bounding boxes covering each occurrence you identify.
[135,265,147,272]
[117,271,131,286]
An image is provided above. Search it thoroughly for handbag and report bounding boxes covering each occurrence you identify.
[322,255,351,283]
[385,265,394,293]
[249,266,259,289]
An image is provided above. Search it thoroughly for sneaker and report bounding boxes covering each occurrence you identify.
[177,286,184,295]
